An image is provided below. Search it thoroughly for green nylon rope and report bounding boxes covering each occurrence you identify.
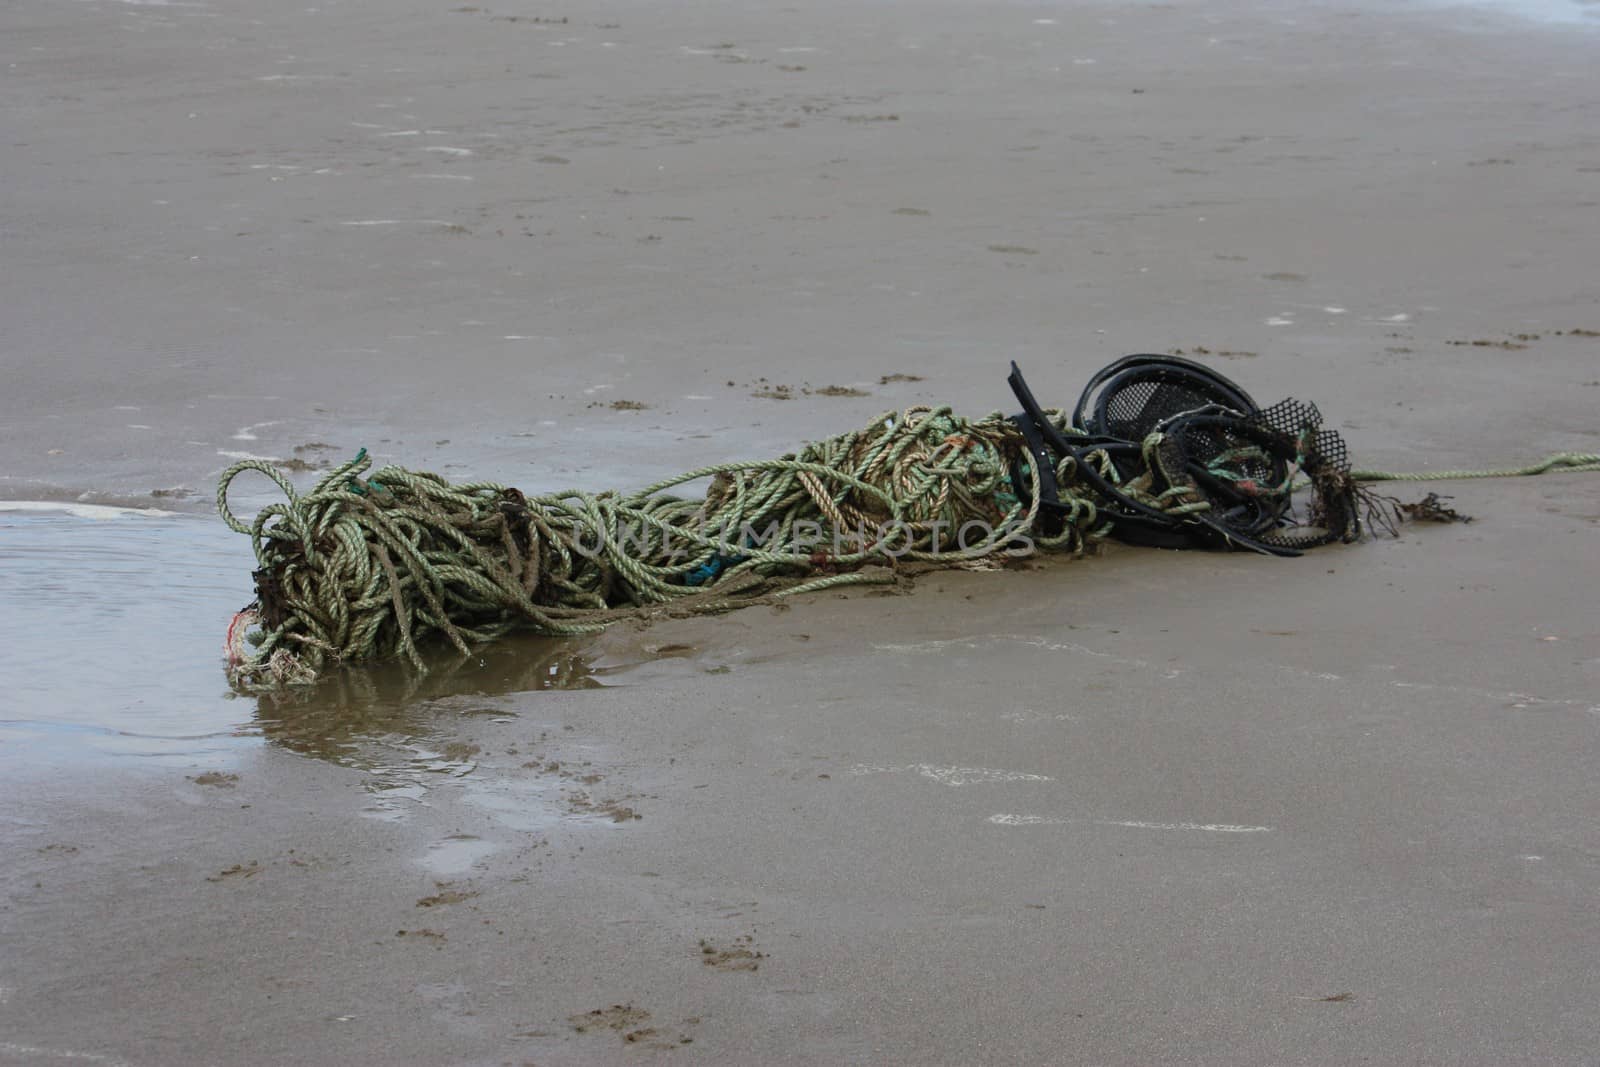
[219,407,1119,688]
[1351,452,1600,482]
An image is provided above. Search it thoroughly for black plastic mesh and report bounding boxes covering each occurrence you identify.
[1100,377,1223,441]
[1082,363,1262,486]
[1086,364,1255,441]
[1246,398,1350,474]
[1151,398,1357,551]
[1155,415,1291,539]
[1013,356,1360,554]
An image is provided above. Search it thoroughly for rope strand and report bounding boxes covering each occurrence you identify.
[1351,452,1600,482]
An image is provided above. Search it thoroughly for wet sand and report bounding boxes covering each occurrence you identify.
[4,0,1600,1063]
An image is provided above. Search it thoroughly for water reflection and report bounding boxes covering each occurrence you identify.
[250,633,607,764]
[0,509,253,762]
[0,508,709,786]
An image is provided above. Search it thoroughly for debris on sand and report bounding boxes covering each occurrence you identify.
[206,861,261,883]
[416,882,478,908]
[1400,492,1473,524]
[699,935,765,971]
[190,771,238,788]
[569,1003,650,1035]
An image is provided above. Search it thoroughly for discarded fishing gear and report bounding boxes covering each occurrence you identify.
[1007,354,1360,555]
[216,355,1592,689]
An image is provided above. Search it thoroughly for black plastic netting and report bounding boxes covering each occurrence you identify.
[1014,355,1364,555]
[1157,398,1358,551]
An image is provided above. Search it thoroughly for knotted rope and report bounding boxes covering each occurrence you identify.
[220,407,1113,688]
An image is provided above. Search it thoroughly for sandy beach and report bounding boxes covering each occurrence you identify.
[3,0,1599,1063]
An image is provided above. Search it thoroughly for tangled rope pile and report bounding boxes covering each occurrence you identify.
[218,357,1600,689]
[221,405,1087,687]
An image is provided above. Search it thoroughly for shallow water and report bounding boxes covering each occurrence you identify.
[0,508,255,763]
[0,506,644,769]
[1453,0,1600,24]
